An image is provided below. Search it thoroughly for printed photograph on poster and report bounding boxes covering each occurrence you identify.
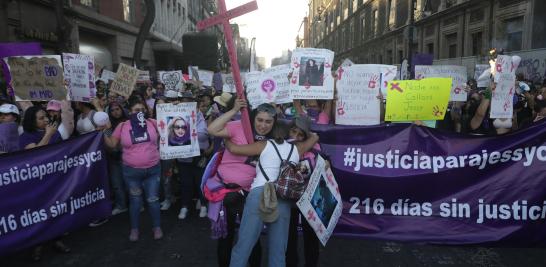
[299,57,325,87]
[167,116,191,146]
[290,48,335,100]
[310,175,338,226]
[156,103,200,160]
[222,73,236,93]
[297,155,342,246]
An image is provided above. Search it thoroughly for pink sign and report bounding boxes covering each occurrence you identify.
[197,0,258,144]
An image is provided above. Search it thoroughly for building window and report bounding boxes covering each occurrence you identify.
[398,50,404,62]
[123,0,134,23]
[387,49,393,64]
[471,32,482,56]
[372,9,378,37]
[504,17,523,52]
[80,0,95,7]
[445,0,457,9]
[361,13,366,41]
[387,0,396,29]
[353,0,358,12]
[178,3,181,15]
[469,9,484,23]
[445,33,457,58]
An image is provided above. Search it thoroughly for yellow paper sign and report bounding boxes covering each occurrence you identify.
[385,78,452,121]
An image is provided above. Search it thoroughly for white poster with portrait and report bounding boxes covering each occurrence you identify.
[297,155,342,246]
[62,53,96,102]
[156,103,200,160]
[243,71,264,109]
[222,73,236,93]
[260,64,292,104]
[335,65,381,126]
[415,65,468,101]
[158,70,184,91]
[290,48,335,99]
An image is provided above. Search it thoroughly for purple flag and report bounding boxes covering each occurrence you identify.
[313,120,546,246]
[0,132,111,256]
[0,42,42,95]
[0,122,19,153]
[411,53,434,78]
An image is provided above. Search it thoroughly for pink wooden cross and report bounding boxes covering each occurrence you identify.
[197,0,258,144]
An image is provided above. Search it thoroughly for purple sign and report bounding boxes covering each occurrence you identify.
[411,53,433,78]
[0,132,111,256]
[314,120,546,246]
[0,42,42,95]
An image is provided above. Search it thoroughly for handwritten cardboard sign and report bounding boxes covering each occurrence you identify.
[491,55,517,119]
[415,65,468,101]
[62,53,95,102]
[99,69,116,83]
[385,78,452,121]
[290,48,335,99]
[137,70,150,83]
[109,63,139,97]
[5,55,65,101]
[158,70,184,91]
[336,65,381,125]
[243,71,264,109]
[197,70,214,87]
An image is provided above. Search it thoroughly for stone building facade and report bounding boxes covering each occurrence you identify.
[306,0,546,82]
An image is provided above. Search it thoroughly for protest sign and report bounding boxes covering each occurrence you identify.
[158,70,184,91]
[415,65,468,101]
[314,120,546,245]
[156,103,200,160]
[260,64,292,104]
[475,64,491,88]
[222,73,236,93]
[474,64,490,81]
[0,42,42,95]
[62,53,96,102]
[367,64,398,96]
[243,71,264,109]
[335,65,381,125]
[0,122,19,153]
[137,70,150,83]
[290,48,335,99]
[385,78,451,121]
[109,63,139,97]
[188,66,199,80]
[0,132,111,256]
[491,55,517,119]
[297,155,342,246]
[100,69,116,83]
[197,70,214,87]
[340,58,353,67]
[5,55,65,101]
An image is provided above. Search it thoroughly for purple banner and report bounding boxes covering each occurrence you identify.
[0,122,19,153]
[314,120,546,246]
[0,132,111,256]
[0,42,42,95]
[411,53,433,78]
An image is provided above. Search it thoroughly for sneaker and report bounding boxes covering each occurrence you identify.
[178,207,188,220]
[199,206,207,218]
[195,199,201,210]
[152,227,163,240]
[112,207,128,216]
[129,229,139,242]
[89,218,109,227]
[160,200,171,211]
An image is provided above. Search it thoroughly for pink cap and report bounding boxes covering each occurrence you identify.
[46,100,62,111]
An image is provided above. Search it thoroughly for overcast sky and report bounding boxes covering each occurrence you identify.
[225,0,308,67]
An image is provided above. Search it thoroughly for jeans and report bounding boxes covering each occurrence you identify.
[108,157,126,210]
[230,186,292,267]
[177,162,206,208]
[217,192,261,267]
[286,207,320,267]
[122,164,161,229]
[160,159,174,202]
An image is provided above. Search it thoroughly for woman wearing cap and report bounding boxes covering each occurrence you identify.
[222,119,319,267]
[103,99,163,241]
[0,103,22,153]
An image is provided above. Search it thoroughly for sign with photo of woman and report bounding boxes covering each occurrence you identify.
[290,48,335,99]
[156,103,200,160]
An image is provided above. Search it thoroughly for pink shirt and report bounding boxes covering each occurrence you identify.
[217,120,256,191]
[317,112,330,124]
[112,119,160,169]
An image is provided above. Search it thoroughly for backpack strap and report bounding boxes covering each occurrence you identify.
[267,140,294,162]
[88,110,98,129]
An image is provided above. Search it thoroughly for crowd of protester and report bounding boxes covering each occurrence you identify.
[1,64,546,266]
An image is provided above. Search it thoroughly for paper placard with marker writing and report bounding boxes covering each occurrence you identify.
[62,53,96,102]
[385,78,451,121]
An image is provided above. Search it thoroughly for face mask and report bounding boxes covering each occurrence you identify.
[306,109,320,120]
[129,112,150,144]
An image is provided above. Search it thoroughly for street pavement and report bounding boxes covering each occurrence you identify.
[3,206,546,267]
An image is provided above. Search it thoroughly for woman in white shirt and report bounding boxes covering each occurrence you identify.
[224,122,318,267]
